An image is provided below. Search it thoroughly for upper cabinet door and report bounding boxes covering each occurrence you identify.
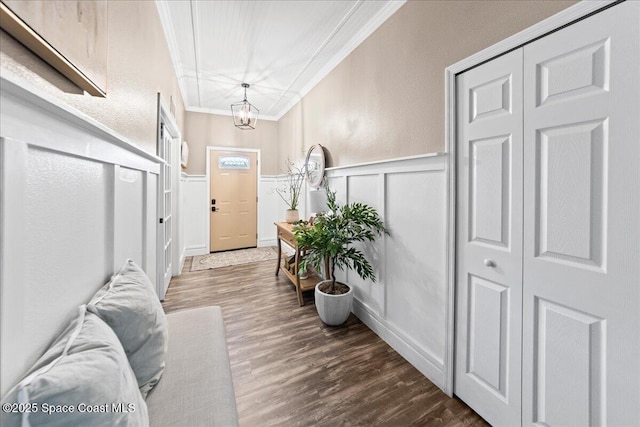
[455,48,524,427]
[522,2,640,426]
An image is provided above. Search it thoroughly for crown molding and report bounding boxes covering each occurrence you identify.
[273,0,406,120]
[185,106,279,121]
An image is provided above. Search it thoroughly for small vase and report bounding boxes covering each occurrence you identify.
[286,209,299,223]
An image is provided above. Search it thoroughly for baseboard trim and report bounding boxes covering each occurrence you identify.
[178,251,186,274]
[185,246,208,257]
[258,239,277,248]
[352,298,446,391]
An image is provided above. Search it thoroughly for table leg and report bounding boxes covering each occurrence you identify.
[295,247,304,306]
[275,236,282,276]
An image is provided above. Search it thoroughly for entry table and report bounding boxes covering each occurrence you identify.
[274,222,326,306]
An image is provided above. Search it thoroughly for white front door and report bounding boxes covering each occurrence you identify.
[455,48,524,427]
[522,2,640,425]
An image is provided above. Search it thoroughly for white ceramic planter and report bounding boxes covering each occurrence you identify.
[314,281,353,326]
[285,209,299,223]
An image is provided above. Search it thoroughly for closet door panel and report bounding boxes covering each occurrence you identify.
[455,48,523,427]
[523,2,640,426]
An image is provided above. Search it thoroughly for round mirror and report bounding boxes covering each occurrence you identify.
[305,144,325,188]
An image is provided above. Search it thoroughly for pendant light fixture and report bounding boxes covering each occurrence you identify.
[231,83,259,130]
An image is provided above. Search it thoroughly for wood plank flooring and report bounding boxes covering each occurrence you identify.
[163,257,488,427]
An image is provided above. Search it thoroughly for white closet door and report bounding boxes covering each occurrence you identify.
[455,49,523,427]
[522,2,640,426]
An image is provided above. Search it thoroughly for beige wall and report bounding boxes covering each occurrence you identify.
[1,0,576,171]
[183,112,280,176]
[0,0,184,155]
[278,0,577,167]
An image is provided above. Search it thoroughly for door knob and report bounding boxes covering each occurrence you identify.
[484,259,496,268]
[211,207,217,212]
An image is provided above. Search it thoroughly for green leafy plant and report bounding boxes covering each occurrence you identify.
[275,160,305,210]
[293,186,386,294]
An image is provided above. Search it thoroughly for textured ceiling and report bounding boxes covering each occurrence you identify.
[156,0,405,121]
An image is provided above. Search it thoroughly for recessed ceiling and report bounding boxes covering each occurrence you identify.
[156,0,405,121]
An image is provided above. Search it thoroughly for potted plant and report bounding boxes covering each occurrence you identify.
[293,187,386,325]
[275,160,305,223]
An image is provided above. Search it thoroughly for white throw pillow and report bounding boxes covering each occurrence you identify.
[87,259,168,397]
[0,306,148,427]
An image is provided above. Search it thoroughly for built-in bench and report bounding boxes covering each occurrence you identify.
[147,306,239,426]
[0,259,238,426]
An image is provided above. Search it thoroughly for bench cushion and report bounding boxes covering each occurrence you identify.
[146,306,238,427]
[88,259,168,398]
[0,307,148,427]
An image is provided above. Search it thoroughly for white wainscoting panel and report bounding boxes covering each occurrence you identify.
[258,176,281,247]
[325,153,449,389]
[0,74,162,396]
[180,174,209,256]
[146,173,158,286]
[114,166,144,269]
[385,170,447,364]
[345,174,385,316]
[259,176,307,247]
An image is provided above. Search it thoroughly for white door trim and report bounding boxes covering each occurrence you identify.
[442,0,614,396]
[205,146,261,253]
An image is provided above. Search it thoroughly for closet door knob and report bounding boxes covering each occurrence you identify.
[484,259,496,268]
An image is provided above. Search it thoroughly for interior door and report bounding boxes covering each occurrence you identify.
[455,48,523,427]
[209,150,258,252]
[522,2,640,425]
[158,122,173,295]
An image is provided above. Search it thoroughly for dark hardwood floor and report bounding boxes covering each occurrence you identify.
[163,257,487,427]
